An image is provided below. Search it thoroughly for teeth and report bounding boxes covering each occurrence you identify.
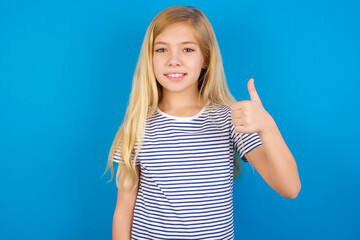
[167,73,185,77]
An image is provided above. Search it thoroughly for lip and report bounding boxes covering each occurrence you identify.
[164,72,187,82]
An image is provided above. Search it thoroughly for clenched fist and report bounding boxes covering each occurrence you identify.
[230,78,275,135]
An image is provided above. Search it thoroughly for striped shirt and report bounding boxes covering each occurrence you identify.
[113,102,263,239]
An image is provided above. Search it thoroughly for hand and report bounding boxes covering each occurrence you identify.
[230,78,275,135]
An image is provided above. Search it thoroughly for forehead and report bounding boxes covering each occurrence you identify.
[154,22,197,43]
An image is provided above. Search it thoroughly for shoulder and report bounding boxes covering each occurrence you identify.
[206,102,231,116]
[204,102,232,127]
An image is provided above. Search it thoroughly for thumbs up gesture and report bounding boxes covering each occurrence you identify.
[230,78,275,135]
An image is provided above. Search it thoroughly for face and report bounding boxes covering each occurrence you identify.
[153,21,205,98]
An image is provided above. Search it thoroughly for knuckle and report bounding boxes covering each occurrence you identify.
[231,102,240,110]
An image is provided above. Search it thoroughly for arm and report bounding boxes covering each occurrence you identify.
[245,120,301,199]
[231,78,301,199]
[113,166,140,240]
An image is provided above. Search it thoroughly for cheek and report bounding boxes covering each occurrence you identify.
[189,56,204,73]
[152,57,162,77]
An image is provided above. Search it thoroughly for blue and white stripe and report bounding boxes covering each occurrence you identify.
[113,103,263,239]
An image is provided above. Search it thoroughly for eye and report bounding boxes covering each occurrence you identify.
[184,48,194,52]
[155,48,166,53]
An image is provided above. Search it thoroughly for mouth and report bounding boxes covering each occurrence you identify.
[164,72,187,81]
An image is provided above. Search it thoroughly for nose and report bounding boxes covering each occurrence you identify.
[167,50,181,67]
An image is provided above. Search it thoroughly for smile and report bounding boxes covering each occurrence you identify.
[164,72,187,81]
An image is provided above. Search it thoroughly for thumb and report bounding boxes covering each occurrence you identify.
[247,78,261,102]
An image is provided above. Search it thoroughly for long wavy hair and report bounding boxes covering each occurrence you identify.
[104,6,244,191]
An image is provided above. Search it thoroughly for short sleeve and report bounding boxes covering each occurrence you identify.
[112,145,140,166]
[112,146,121,164]
[230,123,263,162]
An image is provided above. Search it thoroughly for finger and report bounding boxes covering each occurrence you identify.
[247,78,261,102]
[230,102,241,111]
[235,125,252,134]
[230,110,244,119]
[230,100,251,111]
[232,117,246,127]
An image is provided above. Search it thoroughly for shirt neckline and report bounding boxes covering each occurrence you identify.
[156,100,210,121]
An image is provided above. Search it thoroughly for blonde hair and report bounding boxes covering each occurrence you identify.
[104,6,244,191]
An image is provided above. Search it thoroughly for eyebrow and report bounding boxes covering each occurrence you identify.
[154,41,198,45]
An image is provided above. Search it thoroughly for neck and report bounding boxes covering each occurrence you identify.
[158,89,205,111]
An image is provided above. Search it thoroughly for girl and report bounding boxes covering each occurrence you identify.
[105,6,301,240]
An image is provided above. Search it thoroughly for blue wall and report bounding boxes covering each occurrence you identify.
[1,0,359,239]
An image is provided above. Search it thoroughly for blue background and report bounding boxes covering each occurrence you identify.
[1,0,359,239]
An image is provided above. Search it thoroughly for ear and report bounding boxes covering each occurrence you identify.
[202,63,207,69]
